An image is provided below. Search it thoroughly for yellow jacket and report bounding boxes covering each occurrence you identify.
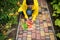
[18,0,39,21]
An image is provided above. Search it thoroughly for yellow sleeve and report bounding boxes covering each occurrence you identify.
[18,0,28,19]
[18,0,26,12]
[18,7,23,12]
[23,10,28,19]
[32,0,39,21]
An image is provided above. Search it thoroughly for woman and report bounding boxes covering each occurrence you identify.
[18,0,39,21]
